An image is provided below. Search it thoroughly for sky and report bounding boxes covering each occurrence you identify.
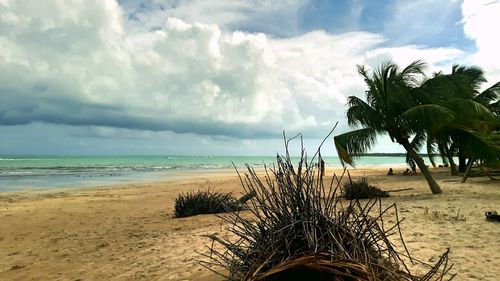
[0,0,499,156]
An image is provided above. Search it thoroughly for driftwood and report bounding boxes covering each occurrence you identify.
[387,187,414,193]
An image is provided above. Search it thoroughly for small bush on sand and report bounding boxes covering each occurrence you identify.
[174,188,242,218]
[342,175,390,199]
[200,130,454,280]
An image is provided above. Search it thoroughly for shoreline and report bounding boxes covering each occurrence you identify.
[0,163,413,194]
[0,154,443,193]
[0,168,238,194]
[1,167,499,280]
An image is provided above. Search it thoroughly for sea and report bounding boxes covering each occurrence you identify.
[0,155,441,192]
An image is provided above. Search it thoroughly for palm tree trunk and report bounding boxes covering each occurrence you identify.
[461,157,475,183]
[444,147,459,176]
[458,152,466,173]
[401,141,443,194]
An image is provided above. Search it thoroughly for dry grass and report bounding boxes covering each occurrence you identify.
[342,174,390,199]
[174,188,242,218]
[200,132,455,281]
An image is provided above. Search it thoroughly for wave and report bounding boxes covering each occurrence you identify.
[0,155,425,181]
[0,158,47,161]
[0,164,234,178]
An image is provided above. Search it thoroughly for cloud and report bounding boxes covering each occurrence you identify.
[461,0,500,83]
[364,46,464,71]
[119,0,308,36]
[0,122,297,155]
[0,0,471,147]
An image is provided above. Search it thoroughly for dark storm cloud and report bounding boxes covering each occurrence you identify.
[0,93,289,138]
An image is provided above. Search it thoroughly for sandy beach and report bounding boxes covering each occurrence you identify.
[0,167,499,281]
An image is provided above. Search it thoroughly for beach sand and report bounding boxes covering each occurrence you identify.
[0,167,499,280]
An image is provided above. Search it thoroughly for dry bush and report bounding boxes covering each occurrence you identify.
[174,188,242,218]
[200,130,455,281]
[342,175,390,199]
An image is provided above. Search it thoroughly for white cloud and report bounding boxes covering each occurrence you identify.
[364,46,465,73]
[0,0,473,149]
[461,0,500,83]
[120,0,308,36]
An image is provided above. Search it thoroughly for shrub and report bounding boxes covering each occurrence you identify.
[342,175,390,199]
[174,188,242,218]
[201,132,454,280]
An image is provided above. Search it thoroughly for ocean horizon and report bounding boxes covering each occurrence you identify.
[0,154,445,192]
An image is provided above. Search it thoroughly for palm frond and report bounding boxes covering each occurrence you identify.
[400,60,427,87]
[437,143,450,166]
[334,128,379,167]
[474,81,500,105]
[409,131,429,167]
[356,65,377,97]
[426,129,453,168]
[420,73,473,101]
[491,101,500,115]
[452,64,487,91]
[402,104,455,131]
[359,61,420,120]
[426,134,438,168]
[346,96,381,128]
[446,98,494,120]
[452,126,500,160]
[371,62,394,109]
[410,131,427,152]
[405,153,417,169]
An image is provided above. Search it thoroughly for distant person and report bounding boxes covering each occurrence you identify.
[387,168,394,176]
[403,168,410,176]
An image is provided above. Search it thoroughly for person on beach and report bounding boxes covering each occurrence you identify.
[403,168,411,176]
[387,168,394,176]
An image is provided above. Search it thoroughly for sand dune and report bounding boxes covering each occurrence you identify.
[0,167,499,280]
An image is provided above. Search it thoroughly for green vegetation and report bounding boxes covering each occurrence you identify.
[422,66,500,180]
[335,60,499,193]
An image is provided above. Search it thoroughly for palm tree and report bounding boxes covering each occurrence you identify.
[422,66,500,177]
[334,60,451,194]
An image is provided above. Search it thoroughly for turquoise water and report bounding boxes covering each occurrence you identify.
[0,155,438,192]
